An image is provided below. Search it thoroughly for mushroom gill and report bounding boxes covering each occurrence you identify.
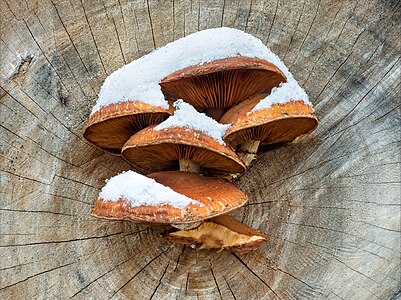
[122,126,245,174]
[160,57,286,109]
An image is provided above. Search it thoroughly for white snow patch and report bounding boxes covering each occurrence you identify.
[99,170,202,209]
[91,27,292,115]
[7,52,34,79]
[155,100,230,145]
[251,78,313,113]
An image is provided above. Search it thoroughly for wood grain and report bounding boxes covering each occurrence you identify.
[1,0,400,299]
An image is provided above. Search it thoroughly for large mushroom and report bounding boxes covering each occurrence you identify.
[220,80,318,166]
[91,170,248,225]
[121,101,245,174]
[84,100,173,154]
[163,214,268,254]
[160,57,286,120]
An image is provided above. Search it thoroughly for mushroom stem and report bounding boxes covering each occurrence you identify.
[204,108,226,121]
[238,140,261,167]
[239,140,260,153]
[173,160,203,229]
[179,158,200,173]
[175,159,201,229]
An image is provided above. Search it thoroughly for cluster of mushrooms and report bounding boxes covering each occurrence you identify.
[84,30,318,254]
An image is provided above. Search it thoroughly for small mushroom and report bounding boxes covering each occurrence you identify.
[121,101,245,174]
[163,214,268,254]
[91,170,248,224]
[220,84,318,166]
[160,57,287,117]
[84,100,173,154]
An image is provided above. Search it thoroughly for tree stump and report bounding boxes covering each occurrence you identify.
[1,1,400,299]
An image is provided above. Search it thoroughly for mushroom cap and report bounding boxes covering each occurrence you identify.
[121,125,246,173]
[91,171,248,224]
[84,101,173,154]
[160,56,286,109]
[163,215,268,254]
[220,95,318,147]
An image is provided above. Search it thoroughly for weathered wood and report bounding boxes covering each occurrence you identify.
[1,0,400,299]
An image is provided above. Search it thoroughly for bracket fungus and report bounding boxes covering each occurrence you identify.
[163,215,268,254]
[122,101,245,174]
[92,171,247,224]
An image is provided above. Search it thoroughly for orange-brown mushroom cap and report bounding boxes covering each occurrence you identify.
[121,125,246,173]
[163,215,268,254]
[84,101,173,154]
[160,56,287,109]
[220,95,318,147]
[91,171,248,224]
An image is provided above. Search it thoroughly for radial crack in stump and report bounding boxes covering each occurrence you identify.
[91,171,248,224]
[122,101,245,174]
[84,101,174,154]
[160,57,287,119]
[163,214,268,254]
[221,82,318,166]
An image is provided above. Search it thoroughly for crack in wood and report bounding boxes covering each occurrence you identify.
[149,263,169,300]
[210,264,223,300]
[50,0,99,83]
[223,275,237,300]
[266,0,279,44]
[334,257,380,284]
[291,0,321,66]
[284,221,397,252]
[146,0,156,49]
[220,0,225,27]
[0,231,125,248]
[232,253,282,299]
[69,253,139,298]
[21,19,86,99]
[173,245,186,271]
[79,0,107,75]
[283,0,306,60]
[0,207,75,217]
[44,192,91,205]
[334,2,358,44]
[101,0,127,65]
[1,167,50,185]
[54,174,97,189]
[0,261,76,290]
[243,0,252,32]
[108,246,171,299]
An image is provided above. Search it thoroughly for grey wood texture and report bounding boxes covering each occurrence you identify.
[0,0,400,299]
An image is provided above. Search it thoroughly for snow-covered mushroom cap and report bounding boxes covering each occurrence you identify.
[221,81,318,147]
[160,56,286,109]
[91,171,248,224]
[121,101,245,173]
[84,101,173,154]
[91,27,291,116]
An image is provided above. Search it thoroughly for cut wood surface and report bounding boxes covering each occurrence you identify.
[0,0,400,299]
